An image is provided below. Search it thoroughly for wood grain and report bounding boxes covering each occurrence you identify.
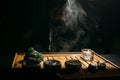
[12,52,120,79]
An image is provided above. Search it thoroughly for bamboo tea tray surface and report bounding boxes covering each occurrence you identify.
[12,52,120,79]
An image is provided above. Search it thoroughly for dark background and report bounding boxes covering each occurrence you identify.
[0,0,120,56]
[1,0,50,55]
[0,1,120,77]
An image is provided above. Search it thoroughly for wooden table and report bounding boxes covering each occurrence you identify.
[12,51,120,79]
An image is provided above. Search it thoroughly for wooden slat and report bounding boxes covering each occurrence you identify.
[12,52,120,79]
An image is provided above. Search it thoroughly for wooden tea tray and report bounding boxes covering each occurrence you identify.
[12,52,120,79]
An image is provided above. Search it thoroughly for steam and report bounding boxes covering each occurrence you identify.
[65,0,87,28]
[67,0,72,12]
[49,31,52,51]
[49,0,88,52]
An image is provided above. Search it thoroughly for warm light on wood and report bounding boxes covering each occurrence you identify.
[12,52,120,79]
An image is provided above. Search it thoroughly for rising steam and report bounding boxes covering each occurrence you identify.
[49,0,89,52]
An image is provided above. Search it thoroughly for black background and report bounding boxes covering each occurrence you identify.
[0,0,120,55]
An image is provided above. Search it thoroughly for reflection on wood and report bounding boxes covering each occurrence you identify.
[12,52,120,79]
